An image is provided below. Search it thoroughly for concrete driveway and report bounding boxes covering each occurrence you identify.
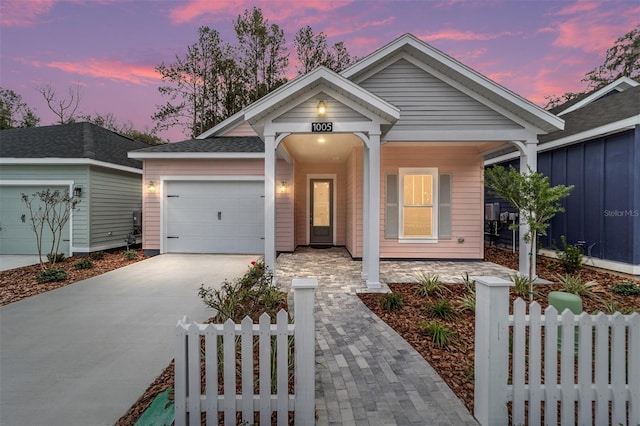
[0,253,258,426]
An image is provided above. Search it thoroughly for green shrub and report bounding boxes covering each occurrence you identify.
[123,250,138,260]
[380,293,404,311]
[420,320,453,348]
[429,299,454,319]
[558,273,597,297]
[555,235,583,274]
[610,282,640,296]
[46,253,65,263]
[510,274,531,298]
[415,273,442,297]
[74,258,94,270]
[36,268,68,283]
[89,251,105,260]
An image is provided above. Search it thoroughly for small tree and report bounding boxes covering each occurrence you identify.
[485,165,573,300]
[21,189,79,269]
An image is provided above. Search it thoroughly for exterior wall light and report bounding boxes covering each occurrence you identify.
[148,181,157,193]
[317,100,327,116]
[73,186,82,197]
[280,181,288,193]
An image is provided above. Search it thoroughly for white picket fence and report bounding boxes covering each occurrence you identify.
[474,276,640,426]
[174,278,317,426]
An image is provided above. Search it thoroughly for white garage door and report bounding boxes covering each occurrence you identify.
[165,181,264,254]
[0,185,71,255]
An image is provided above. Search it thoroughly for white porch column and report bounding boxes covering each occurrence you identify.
[264,133,276,277]
[518,139,538,279]
[361,145,369,279]
[366,132,381,288]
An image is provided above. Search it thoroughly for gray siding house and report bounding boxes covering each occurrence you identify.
[0,122,149,255]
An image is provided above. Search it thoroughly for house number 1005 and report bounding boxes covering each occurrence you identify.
[311,122,333,132]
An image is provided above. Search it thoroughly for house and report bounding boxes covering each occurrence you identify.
[485,77,640,276]
[0,122,150,256]
[129,34,564,287]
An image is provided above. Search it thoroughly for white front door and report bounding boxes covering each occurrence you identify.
[165,181,264,254]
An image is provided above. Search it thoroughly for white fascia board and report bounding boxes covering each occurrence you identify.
[383,128,537,142]
[344,34,563,133]
[196,110,246,139]
[0,158,142,174]
[128,152,264,159]
[558,77,639,116]
[245,67,400,124]
[0,179,74,187]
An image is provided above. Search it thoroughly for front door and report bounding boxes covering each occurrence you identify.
[309,179,333,245]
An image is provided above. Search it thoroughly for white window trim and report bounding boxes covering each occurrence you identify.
[398,167,438,243]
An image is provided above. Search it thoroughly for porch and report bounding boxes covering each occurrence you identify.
[276,246,515,425]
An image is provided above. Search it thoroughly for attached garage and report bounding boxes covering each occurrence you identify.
[164,180,264,254]
[0,183,71,255]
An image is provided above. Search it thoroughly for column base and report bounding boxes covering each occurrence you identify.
[366,280,381,289]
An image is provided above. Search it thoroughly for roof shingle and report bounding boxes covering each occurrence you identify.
[131,136,264,153]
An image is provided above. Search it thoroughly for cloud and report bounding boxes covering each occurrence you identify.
[418,29,518,42]
[551,1,600,16]
[323,16,395,38]
[0,0,54,27]
[29,58,161,85]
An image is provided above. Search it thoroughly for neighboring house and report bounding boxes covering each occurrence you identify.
[129,34,564,287]
[0,122,150,256]
[485,77,640,276]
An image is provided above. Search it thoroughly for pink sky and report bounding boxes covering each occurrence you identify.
[1,0,637,142]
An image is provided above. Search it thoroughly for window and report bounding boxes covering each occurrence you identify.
[385,169,451,242]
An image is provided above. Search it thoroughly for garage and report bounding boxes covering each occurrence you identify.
[164,180,264,254]
[0,184,71,255]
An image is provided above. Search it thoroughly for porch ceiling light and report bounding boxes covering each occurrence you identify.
[317,100,327,116]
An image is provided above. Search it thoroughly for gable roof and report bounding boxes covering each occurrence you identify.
[342,33,564,134]
[129,136,264,158]
[1,122,149,170]
[550,77,639,116]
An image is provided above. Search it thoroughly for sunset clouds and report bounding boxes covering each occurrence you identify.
[29,58,161,85]
[0,0,53,27]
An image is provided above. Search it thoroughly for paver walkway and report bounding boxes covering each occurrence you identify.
[277,247,516,425]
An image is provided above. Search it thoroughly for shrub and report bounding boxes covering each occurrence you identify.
[555,235,583,274]
[36,268,68,283]
[123,250,138,260]
[610,282,640,296]
[47,253,65,263]
[558,273,597,297]
[420,320,453,348]
[510,274,531,298]
[89,251,105,260]
[74,258,94,270]
[429,299,454,319]
[459,293,476,313]
[415,273,442,297]
[380,293,404,311]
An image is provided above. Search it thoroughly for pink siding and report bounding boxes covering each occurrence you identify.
[378,145,484,259]
[221,121,258,137]
[141,158,294,253]
[345,147,363,257]
[293,162,347,247]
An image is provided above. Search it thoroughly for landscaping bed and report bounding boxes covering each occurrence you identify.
[0,248,144,306]
[358,246,640,413]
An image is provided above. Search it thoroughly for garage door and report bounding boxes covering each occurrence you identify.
[0,185,71,255]
[165,181,264,254]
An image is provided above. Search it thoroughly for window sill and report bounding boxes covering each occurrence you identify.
[398,238,438,244]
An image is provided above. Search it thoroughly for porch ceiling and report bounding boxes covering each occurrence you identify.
[282,133,361,163]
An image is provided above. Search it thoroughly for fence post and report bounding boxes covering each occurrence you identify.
[292,278,318,425]
[473,276,513,426]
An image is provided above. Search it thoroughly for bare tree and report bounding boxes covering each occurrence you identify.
[37,83,81,124]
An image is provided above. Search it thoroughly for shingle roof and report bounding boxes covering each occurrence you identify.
[131,136,264,153]
[539,85,640,144]
[0,122,150,169]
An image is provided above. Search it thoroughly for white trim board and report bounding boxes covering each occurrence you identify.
[0,158,142,174]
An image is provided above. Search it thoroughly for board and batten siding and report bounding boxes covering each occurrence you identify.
[0,164,90,251]
[274,93,369,123]
[359,58,523,131]
[88,167,142,251]
[142,158,294,253]
[379,145,485,259]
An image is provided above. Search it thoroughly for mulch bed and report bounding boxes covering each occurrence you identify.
[0,249,145,306]
[358,246,640,414]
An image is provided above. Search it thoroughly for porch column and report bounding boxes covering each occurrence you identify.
[361,146,369,279]
[518,139,538,279]
[264,133,276,278]
[366,132,381,288]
